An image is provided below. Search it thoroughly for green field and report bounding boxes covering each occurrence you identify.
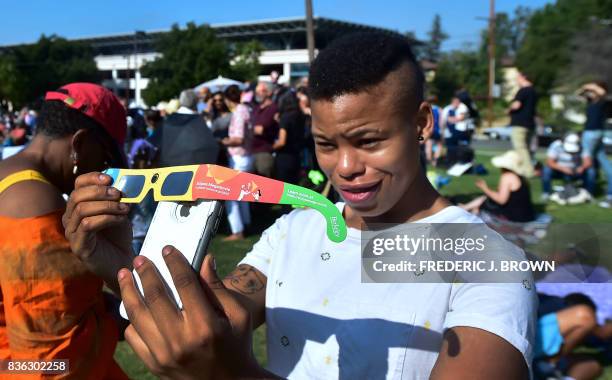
[115,151,612,379]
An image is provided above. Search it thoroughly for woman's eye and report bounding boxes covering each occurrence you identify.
[359,139,380,148]
[315,141,336,150]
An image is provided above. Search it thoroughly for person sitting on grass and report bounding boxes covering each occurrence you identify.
[63,32,537,379]
[460,150,536,222]
[534,293,605,380]
[541,133,593,202]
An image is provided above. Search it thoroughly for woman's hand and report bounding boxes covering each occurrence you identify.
[120,246,270,380]
[62,172,134,294]
[475,179,488,191]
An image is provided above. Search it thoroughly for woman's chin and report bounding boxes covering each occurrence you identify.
[344,199,389,219]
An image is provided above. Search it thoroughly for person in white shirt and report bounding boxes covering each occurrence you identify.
[64,31,537,380]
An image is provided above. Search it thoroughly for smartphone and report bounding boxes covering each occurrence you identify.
[119,199,223,319]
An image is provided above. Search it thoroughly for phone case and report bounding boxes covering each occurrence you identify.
[119,200,223,319]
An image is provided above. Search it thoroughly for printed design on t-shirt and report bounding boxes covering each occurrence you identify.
[424,320,432,330]
[324,355,333,365]
[280,336,290,346]
[322,298,329,306]
[522,279,531,291]
[321,252,331,261]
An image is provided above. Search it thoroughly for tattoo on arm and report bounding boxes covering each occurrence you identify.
[224,264,266,295]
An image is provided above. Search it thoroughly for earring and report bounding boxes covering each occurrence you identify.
[71,152,78,175]
[418,135,424,141]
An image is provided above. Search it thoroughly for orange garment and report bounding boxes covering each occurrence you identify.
[0,171,127,379]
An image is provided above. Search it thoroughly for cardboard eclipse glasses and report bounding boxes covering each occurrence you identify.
[103,164,347,243]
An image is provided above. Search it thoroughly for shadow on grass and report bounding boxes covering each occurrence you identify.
[445,192,483,205]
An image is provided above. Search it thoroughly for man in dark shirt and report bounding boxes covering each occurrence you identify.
[508,71,537,177]
[159,89,219,166]
[579,81,612,208]
[273,91,305,185]
[251,81,279,178]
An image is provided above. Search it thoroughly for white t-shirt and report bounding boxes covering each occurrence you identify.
[454,103,472,132]
[240,204,537,380]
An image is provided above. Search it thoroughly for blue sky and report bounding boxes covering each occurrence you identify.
[1,0,552,49]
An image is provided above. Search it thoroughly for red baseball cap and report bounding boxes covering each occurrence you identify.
[45,83,127,145]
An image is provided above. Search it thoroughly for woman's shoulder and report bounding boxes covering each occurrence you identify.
[499,171,522,188]
[0,161,65,219]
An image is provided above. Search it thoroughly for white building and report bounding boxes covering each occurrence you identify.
[63,17,410,107]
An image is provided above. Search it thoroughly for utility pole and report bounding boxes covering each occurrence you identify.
[305,0,315,63]
[487,0,496,127]
[125,53,130,104]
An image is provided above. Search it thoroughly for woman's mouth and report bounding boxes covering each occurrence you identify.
[338,181,382,204]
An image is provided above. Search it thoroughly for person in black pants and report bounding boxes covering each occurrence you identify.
[273,92,305,185]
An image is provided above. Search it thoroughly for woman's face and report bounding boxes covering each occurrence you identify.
[72,128,124,176]
[311,68,431,219]
[213,95,225,110]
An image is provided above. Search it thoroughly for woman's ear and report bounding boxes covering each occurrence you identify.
[70,129,89,159]
[415,101,433,141]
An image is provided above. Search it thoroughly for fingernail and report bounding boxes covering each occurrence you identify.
[119,203,128,211]
[99,174,108,182]
[118,269,128,281]
[211,255,217,271]
[162,246,174,257]
[133,256,146,269]
[107,187,118,196]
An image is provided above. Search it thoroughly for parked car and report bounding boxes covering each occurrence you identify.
[482,126,512,140]
[481,124,565,147]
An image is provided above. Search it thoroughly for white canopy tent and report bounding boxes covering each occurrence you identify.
[193,76,245,93]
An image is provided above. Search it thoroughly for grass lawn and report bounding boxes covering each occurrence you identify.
[115,150,612,379]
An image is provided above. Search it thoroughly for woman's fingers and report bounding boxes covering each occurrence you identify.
[65,214,129,259]
[64,185,123,233]
[124,325,161,374]
[132,256,184,335]
[118,267,170,354]
[200,255,250,333]
[65,173,116,217]
[65,200,129,233]
[162,246,220,325]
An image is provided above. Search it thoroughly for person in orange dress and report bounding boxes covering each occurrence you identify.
[0,83,131,379]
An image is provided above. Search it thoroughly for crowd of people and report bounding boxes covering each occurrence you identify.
[0,29,610,380]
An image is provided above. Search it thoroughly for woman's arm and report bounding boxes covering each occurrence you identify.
[476,174,515,205]
[273,128,287,151]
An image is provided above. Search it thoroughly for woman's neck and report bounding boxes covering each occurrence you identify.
[20,136,70,193]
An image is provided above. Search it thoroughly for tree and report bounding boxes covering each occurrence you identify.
[404,31,422,60]
[229,40,264,82]
[508,6,532,57]
[423,14,449,62]
[141,22,232,105]
[0,35,98,107]
[516,0,612,95]
[431,50,483,104]
[564,21,612,89]
[0,54,18,103]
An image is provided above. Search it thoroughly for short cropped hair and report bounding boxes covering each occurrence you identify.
[257,81,274,94]
[564,293,597,312]
[179,89,198,110]
[308,32,424,110]
[37,100,102,139]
